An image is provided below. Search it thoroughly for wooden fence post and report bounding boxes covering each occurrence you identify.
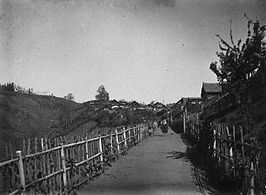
[34,138,38,187]
[240,126,245,162]
[128,128,131,143]
[85,139,89,161]
[213,128,216,157]
[115,129,120,153]
[140,124,143,140]
[16,151,26,193]
[99,136,104,167]
[217,124,221,163]
[232,125,236,154]
[123,128,127,148]
[60,146,67,193]
[40,138,47,190]
[85,138,89,178]
[250,161,255,195]
[224,125,230,175]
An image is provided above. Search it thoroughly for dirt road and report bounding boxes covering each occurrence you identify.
[79,128,203,195]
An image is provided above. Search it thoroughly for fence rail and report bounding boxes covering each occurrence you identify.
[0,123,149,195]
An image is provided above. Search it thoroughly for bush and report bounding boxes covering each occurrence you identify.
[170,119,183,134]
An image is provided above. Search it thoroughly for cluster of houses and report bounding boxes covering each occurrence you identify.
[83,99,167,113]
[170,82,223,133]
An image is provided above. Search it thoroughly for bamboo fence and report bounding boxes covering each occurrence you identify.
[0,123,149,195]
[211,123,261,195]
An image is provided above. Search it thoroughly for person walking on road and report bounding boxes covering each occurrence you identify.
[148,121,153,136]
[161,118,168,136]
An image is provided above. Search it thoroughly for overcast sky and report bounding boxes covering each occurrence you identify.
[0,0,265,103]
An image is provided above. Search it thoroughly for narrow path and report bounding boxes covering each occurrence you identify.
[79,128,202,195]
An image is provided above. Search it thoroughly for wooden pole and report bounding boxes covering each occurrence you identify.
[55,138,60,193]
[85,137,89,160]
[16,151,26,194]
[224,125,230,175]
[85,139,89,178]
[48,139,53,195]
[250,161,255,195]
[213,128,216,157]
[128,128,131,143]
[232,125,236,176]
[34,138,38,186]
[115,129,120,153]
[217,124,221,163]
[99,136,104,167]
[60,146,67,193]
[41,138,47,190]
[123,128,127,148]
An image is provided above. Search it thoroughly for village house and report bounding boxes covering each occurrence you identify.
[171,97,202,120]
[146,103,154,110]
[110,99,121,109]
[152,102,166,111]
[201,82,223,103]
[99,104,114,113]
[129,101,141,110]
[118,100,130,109]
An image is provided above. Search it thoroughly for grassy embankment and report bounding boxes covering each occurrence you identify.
[0,89,156,161]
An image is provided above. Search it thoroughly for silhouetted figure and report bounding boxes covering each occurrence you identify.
[161,119,168,136]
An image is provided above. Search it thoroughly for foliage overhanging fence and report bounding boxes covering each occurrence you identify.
[0,123,149,194]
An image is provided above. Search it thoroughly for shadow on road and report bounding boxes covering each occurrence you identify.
[166,151,189,161]
[163,132,238,195]
[165,148,237,195]
[152,134,165,137]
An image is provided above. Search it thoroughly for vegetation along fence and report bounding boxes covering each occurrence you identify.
[211,123,262,195]
[183,92,263,194]
[0,123,149,194]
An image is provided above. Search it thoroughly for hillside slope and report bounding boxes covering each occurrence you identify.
[0,90,157,161]
[0,90,86,159]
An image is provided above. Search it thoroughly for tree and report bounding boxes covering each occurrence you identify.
[210,17,266,104]
[95,85,109,101]
[0,82,15,92]
[65,93,74,101]
[209,17,266,193]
